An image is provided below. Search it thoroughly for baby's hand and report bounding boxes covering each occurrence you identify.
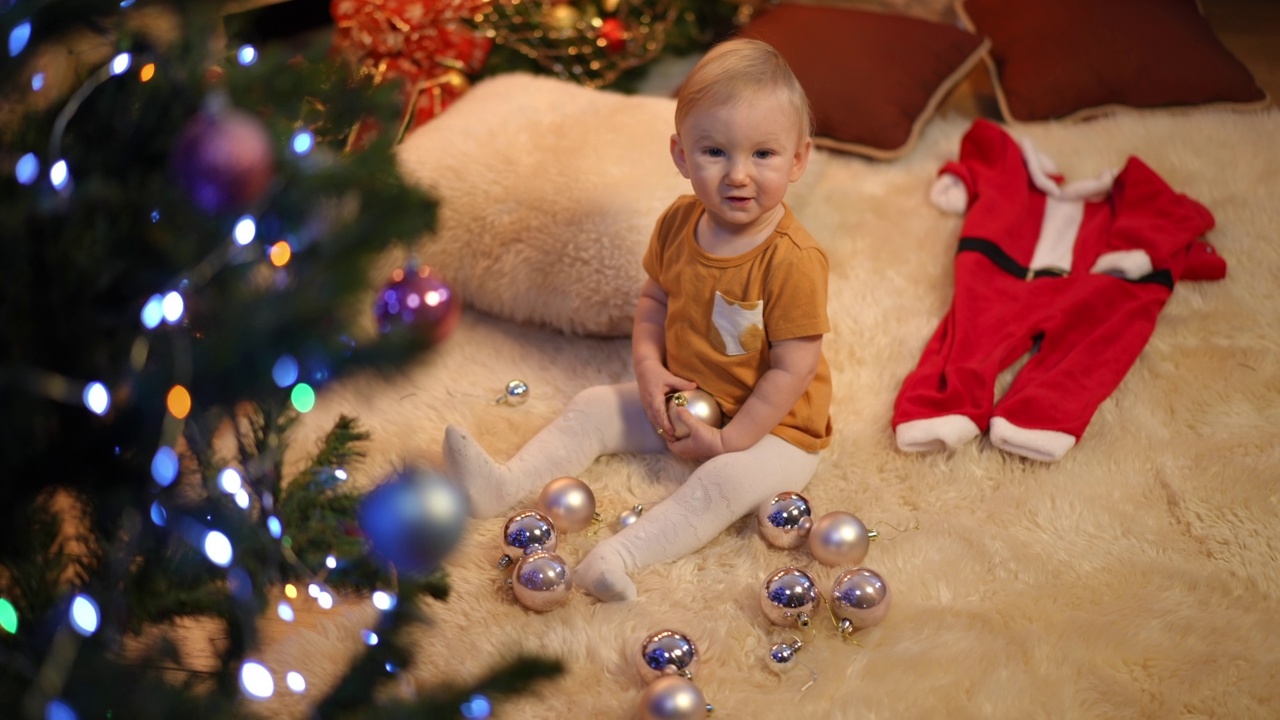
[667,406,726,460]
[635,361,696,438]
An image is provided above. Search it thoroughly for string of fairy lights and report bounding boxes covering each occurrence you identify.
[4,9,491,715]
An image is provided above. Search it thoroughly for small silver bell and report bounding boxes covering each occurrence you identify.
[496,379,529,405]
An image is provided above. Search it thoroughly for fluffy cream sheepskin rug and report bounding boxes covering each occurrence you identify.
[261,75,1280,719]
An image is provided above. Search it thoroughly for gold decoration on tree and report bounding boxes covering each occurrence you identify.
[474,0,679,88]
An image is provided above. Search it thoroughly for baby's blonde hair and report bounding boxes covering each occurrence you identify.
[674,38,813,141]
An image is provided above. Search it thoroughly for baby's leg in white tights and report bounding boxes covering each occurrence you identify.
[575,434,820,602]
[443,382,665,518]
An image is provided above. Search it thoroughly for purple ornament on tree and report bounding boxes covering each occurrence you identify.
[374,264,461,341]
[171,105,275,214]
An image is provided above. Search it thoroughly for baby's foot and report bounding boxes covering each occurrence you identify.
[575,546,637,602]
[442,425,521,518]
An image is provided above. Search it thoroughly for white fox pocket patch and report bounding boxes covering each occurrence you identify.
[711,291,764,356]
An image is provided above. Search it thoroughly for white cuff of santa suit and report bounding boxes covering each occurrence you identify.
[895,414,982,453]
[989,416,1076,462]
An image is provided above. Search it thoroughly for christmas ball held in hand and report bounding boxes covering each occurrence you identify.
[665,389,722,440]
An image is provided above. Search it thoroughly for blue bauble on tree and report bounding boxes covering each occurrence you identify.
[358,467,468,576]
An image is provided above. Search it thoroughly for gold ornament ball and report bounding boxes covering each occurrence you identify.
[807,510,872,567]
[537,476,596,533]
[666,389,722,440]
[638,674,708,720]
[544,3,581,34]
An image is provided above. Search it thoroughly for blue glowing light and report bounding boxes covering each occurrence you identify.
[8,20,31,58]
[372,590,396,611]
[362,630,378,646]
[460,694,493,719]
[290,129,314,156]
[150,209,160,223]
[277,600,294,622]
[151,446,179,487]
[266,515,282,538]
[31,72,44,91]
[15,152,38,185]
[150,500,167,527]
[161,291,184,324]
[45,699,77,720]
[203,530,233,567]
[109,52,131,76]
[233,215,256,245]
[82,381,110,416]
[140,293,164,329]
[239,660,274,699]
[272,354,299,388]
[49,159,69,190]
[237,44,258,66]
[120,0,137,7]
[69,594,100,637]
[218,467,242,494]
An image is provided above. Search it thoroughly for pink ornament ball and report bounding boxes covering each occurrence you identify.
[374,265,461,342]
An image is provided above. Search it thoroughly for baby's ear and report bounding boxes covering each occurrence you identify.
[789,137,813,182]
[670,134,691,179]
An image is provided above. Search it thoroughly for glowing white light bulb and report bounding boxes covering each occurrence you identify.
[234,488,250,509]
[266,515,282,539]
[372,590,396,611]
[237,45,258,66]
[239,660,274,699]
[325,555,336,569]
[203,530,233,567]
[109,52,131,76]
[362,630,378,646]
[286,671,306,693]
[317,591,333,609]
[161,291,184,324]
[49,159,69,190]
[82,381,110,416]
[277,600,294,622]
[69,594,100,636]
[218,468,242,494]
[233,215,256,246]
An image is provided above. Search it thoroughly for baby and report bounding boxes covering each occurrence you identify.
[444,37,832,601]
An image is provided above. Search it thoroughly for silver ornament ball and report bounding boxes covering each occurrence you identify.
[536,476,596,533]
[757,491,814,549]
[666,389,722,440]
[637,629,699,682]
[501,509,558,559]
[808,510,873,567]
[499,379,530,405]
[830,567,892,632]
[760,566,821,628]
[617,504,645,529]
[768,642,800,674]
[511,549,573,612]
[638,674,709,720]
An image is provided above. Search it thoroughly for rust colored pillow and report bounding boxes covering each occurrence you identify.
[739,4,988,159]
[958,0,1270,122]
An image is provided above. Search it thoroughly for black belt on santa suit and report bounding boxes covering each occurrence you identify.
[956,237,1173,290]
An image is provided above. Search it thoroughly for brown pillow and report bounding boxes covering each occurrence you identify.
[957,0,1270,123]
[739,4,988,159]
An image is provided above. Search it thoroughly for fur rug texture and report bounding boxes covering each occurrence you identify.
[264,76,1280,719]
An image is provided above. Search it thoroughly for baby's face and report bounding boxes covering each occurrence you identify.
[672,90,809,236]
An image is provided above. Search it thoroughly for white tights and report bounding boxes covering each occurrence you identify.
[443,382,820,601]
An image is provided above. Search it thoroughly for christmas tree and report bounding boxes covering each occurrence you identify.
[0,1,558,717]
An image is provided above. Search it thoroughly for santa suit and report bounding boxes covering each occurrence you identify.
[893,119,1226,462]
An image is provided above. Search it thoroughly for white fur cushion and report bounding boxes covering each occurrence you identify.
[393,73,689,337]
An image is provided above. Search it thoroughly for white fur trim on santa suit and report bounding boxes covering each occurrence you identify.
[989,416,1076,462]
[1091,249,1155,279]
[895,414,982,452]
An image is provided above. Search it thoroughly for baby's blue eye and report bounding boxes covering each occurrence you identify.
[705,148,725,158]
[754,150,775,160]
